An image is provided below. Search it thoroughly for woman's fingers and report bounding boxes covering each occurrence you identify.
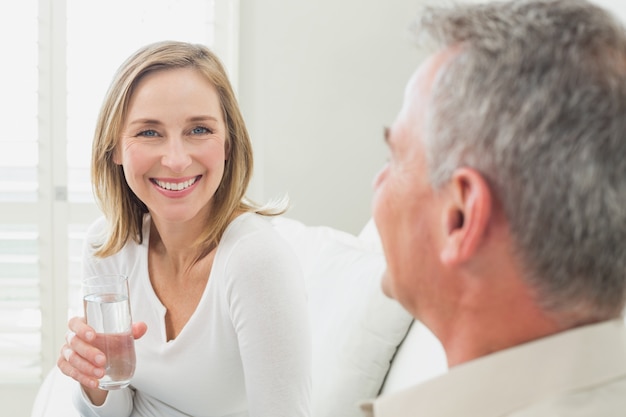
[68,316,95,342]
[132,321,148,339]
[58,343,103,389]
[57,317,106,389]
[58,318,148,389]
[68,317,106,367]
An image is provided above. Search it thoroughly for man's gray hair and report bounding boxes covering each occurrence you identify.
[417,0,626,325]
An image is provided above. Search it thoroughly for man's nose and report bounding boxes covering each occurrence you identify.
[373,164,389,189]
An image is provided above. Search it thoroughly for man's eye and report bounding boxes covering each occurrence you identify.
[138,130,159,137]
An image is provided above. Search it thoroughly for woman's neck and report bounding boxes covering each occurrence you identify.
[148,215,207,273]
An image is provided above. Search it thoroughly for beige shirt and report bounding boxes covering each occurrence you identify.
[361,319,626,417]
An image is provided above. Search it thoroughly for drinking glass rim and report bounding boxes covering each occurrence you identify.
[83,274,128,284]
[82,274,129,295]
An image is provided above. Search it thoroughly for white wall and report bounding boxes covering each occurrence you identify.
[237,0,626,234]
[238,0,422,234]
[591,0,626,22]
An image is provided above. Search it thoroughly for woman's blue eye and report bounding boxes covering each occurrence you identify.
[192,126,210,135]
[138,130,158,137]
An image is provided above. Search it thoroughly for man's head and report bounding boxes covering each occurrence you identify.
[374,0,626,330]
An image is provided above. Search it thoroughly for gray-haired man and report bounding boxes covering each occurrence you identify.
[365,1,626,415]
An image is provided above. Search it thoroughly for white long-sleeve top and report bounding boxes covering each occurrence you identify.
[73,212,312,417]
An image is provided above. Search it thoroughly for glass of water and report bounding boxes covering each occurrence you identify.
[82,274,136,390]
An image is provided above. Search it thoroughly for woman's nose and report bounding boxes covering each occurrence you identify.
[161,138,192,173]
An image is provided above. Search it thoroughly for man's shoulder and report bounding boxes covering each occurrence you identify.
[509,375,626,416]
[366,321,626,417]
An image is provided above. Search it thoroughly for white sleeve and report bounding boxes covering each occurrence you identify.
[225,229,312,417]
[71,378,134,417]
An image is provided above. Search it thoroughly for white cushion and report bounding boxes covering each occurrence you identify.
[31,366,79,417]
[379,320,448,395]
[272,217,413,417]
[357,217,383,253]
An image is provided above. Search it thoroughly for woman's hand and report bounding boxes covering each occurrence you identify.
[57,316,148,405]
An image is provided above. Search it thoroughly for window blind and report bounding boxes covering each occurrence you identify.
[0,0,40,385]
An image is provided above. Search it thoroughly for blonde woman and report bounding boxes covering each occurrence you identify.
[58,41,311,417]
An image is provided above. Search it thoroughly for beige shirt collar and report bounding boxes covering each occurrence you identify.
[361,319,626,417]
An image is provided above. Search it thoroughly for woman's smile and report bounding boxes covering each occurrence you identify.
[151,175,202,191]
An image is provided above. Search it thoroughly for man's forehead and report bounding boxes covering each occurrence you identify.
[405,47,459,103]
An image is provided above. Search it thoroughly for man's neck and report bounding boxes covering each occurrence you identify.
[436,283,563,367]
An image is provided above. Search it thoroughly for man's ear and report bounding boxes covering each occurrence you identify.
[439,167,492,266]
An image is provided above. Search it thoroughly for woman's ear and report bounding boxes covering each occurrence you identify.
[112,148,121,165]
[439,167,492,266]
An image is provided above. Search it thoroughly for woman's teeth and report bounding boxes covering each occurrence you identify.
[154,177,197,191]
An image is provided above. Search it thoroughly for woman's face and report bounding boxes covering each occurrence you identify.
[115,67,227,227]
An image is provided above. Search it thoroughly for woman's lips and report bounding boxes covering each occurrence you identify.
[151,175,201,191]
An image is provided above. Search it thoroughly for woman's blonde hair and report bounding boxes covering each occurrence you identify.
[91,40,285,259]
